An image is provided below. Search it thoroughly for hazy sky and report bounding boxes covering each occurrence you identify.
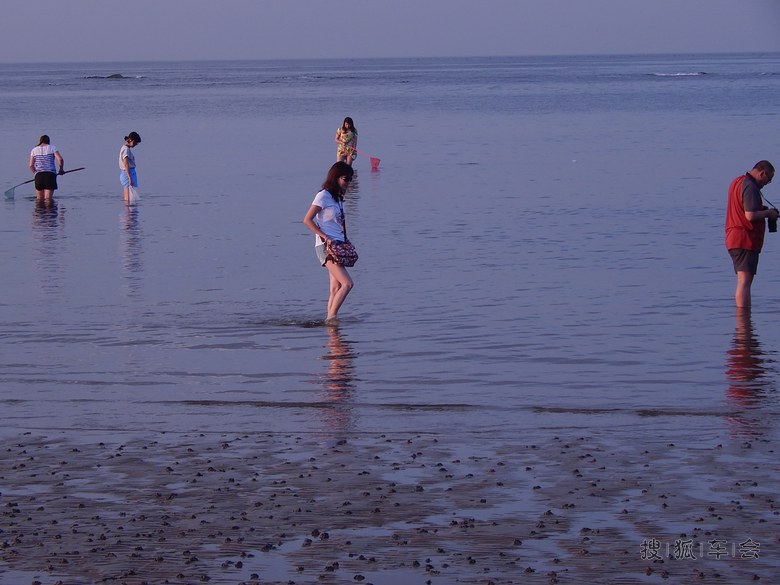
[2,0,779,63]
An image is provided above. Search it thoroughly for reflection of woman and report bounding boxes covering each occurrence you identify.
[31,199,63,295]
[319,325,356,436]
[302,161,355,324]
[119,131,141,204]
[335,117,358,166]
[324,325,356,393]
[29,135,64,203]
[32,198,60,228]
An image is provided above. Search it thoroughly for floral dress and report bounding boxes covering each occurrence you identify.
[335,128,357,160]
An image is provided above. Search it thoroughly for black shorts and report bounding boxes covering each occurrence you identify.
[729,248,760,275]
[34,172,58,191]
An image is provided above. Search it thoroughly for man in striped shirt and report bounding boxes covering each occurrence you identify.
[28,135,64,202]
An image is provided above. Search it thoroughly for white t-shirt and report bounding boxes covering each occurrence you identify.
[311,189,345,245]
[119,144,135,170]
[30,144,58,173]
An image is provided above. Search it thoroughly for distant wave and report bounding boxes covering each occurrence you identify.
[83,74,144,79]
[649,72,707,77]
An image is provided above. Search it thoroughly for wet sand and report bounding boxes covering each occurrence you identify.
[0,427,777,585]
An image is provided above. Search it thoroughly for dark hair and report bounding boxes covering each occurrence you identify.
[38,135,50,145]
[342,117,357,135]
[754,160,775,175]
[322,161,354,199]
[125,131,142,144]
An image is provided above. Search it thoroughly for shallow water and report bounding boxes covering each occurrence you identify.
[2,54,780,585]
[1,53,779,444]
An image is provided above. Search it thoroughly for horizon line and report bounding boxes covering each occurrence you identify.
[1,50,778,67]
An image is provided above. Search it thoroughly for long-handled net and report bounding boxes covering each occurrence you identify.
[4,179,34,200]
[335,139,381,171]
[4,167,86,200]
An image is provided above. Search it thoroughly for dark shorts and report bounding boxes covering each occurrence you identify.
[34,172,58,191]
[729,248,760,275]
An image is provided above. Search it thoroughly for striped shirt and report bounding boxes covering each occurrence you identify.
[30,144,58,173]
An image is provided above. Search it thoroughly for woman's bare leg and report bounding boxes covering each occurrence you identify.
[325,262,354,322]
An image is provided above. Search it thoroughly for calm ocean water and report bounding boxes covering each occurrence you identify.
[0,53,779,442]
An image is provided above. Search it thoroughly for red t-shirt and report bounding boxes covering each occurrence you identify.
[725,174,765,252]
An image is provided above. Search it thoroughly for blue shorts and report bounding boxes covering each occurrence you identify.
[120,168,137,188]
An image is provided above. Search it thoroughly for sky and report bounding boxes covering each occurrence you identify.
[1,0,779,63]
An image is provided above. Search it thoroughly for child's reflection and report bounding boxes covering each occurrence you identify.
[120,205,142,297]
[725,309,775,437]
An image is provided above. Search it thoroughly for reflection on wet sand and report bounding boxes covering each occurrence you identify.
[725,309,776,437]
[317,325,357,436]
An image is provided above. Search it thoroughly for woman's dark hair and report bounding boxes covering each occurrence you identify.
[342,117,357,135]
[38,135,50,145]
[322,161,354,199]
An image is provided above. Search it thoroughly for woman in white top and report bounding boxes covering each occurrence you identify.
[28,135,64,202]
[303,161,356,323]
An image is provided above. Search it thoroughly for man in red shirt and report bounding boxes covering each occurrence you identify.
[725,160,777,308]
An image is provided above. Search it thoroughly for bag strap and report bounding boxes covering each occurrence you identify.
[337,199,348,240]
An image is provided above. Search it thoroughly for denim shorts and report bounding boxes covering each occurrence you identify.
[120,168,137,188]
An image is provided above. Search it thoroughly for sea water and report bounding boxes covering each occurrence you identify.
[0,53,779,442]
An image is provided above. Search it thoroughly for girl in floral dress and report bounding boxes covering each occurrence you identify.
[335,117,358,166]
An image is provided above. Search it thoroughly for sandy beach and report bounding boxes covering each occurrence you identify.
[0,426,776,585]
